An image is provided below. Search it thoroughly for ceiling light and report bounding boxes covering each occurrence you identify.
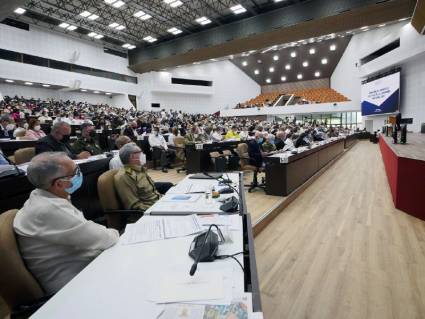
[116,25,125,30]
[105,92,112,95]
[360,26,368,30]
[59,22,70,28]
[230,4,247,15]
[93,91,100,94]
[24,82,33,86]
[80,11,91,17]
[321,58,328,64]
[269,67,275,72]
[81,89,87,92]
[330,44,336,51]
[242,61,248,66]
[254,69,259,75]
[290,51,297,58]
[168,27,182,35]
[285,64,291,70]
[281,76,287,81]
[164,0,183,8]
[109,22,119,28]
[362,28,369,32]
[67,25,78,31]
[302,61,309,67]
[128,45,136,49]
[88,32,97,37]
[134,10,152,20]
[257,59,262,63]
[112,0,125,8]
[196,17,211,25]
[297,74,303,80]
[273,55,279,61]
[94,34,104,39]
[378,23,386,27]
[266,79,271,84]
[308,38,315,43]
[42,84,51,87]
[104,0,116,3]
[143,36,157,43]
[88,14,99,20]
[14,8,26,15]
[398,17,409,22]
[309,48,316,54]
[315,71,321,77]
[5,79,14,83]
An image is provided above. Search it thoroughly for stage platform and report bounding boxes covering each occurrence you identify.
[379,133,425,220]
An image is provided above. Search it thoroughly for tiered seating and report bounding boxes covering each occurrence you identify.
[292,88,350,104]
[241,92,281,108]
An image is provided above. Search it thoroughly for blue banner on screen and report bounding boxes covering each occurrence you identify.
[361,72,400,116]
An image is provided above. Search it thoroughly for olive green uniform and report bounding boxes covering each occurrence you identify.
[72,138,103,155]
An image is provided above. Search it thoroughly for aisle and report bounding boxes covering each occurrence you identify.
[255,141,425,319]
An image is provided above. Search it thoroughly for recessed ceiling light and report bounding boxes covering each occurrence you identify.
[116,25,125,30]
[269,67,275,72]
[88,32,97,37]
[297,74,303,80]
[330,44,336,51]
[242,61,248,66]
[196,17,211,25]
[257,59,262,63]
[105,92,112,95]
[59,22,70,28]
[5,79,14,83]
[109,22,119,28]
[302,61,309,67]
[88,14,99,20]
[378,23,386,27]
[308,38,315,43]
[111,0,125,8]
[321,58,328,64]
[285,64,291,70]
[67,25,77,31]
[281,76,287,81]
[24,82,33,86]
[93,91,100,94]
[80,11,91,17]
[290,51,297,58]
[94,34,104,39]
[266,78,271,83]
[254,69,259,75]
[143,36,157,43]
[42,84,51,87]
[309,48,316,54]
[360,26,368,30]
[362,28,369,32]
[398,17,409,22]
[81,89,87,92]
[230,4,247,15]
[164,0,183,8]
[167,27,182,35]
[273,55,279,61]
[104,0,116,3]
[134,10,151,20]
[315,71,321,77]
[14,8,26,15]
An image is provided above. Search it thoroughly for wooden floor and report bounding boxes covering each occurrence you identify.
[149,168,283,224]
[255,141,425,319]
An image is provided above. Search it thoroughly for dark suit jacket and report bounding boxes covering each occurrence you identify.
[123,127,136,140]
[0,127,14,139]
[275,138,286,150]
[247,139,263,168]
[35,134,77,159]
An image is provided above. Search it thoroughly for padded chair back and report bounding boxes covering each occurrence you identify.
[173,136,186,162]
[0,210,44,310]
[236,143,256,171]
[14,147,36,165]
[173,136,185,147]
[97,169,121,211]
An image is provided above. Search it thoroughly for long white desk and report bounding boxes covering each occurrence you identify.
[31,172,262,318]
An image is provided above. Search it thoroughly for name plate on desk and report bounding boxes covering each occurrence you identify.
[195,143,203,150]
[280,156,288,164]
[96,129,103,134]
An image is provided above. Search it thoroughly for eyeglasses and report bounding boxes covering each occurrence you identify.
[51,166,81,185]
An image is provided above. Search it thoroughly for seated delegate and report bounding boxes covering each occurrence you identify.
[148,127,175,173]
[13,152,119,294]
[72,123,103,155]
[114,143,173,219]
[35,122,91,160]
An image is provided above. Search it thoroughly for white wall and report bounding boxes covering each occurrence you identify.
[139,60,260,114]
[331,21,425,132]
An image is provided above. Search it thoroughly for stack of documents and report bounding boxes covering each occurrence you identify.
[121,215,202,245]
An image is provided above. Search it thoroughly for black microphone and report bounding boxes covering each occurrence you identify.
[202,172,240,199]
[189,224,218,276]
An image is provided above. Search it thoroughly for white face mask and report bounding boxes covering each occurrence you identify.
[139,153,147,166]
[34,125,41,131]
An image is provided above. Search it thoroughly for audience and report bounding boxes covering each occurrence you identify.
[0,115,14,138]
[113,143,172,218]
[13,152,119,294]
[25,118,46,140]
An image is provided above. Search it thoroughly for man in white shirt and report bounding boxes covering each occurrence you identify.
[148,127,175,173]
[13,152,119,294]
[109,135,146,170]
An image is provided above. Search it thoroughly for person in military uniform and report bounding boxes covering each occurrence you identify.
[184,125,206,144]
[72,123,103,155]
[113,143,173,219]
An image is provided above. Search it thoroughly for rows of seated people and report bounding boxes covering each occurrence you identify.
[0,94,363,302]
[236,88,350,108]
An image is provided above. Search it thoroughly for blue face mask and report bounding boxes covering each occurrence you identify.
[258,138,264,144]
[65,172,83,194]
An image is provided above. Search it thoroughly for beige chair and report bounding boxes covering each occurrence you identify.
[14,147,36,165]
[0,210,47,318]
[97,170,141,231]
[236,143,265,193]
[173,136,187,174]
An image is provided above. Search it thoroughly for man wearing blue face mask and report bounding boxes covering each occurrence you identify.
[13,152,119,294]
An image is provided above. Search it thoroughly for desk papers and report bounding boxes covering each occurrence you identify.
[121,215,202,245]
